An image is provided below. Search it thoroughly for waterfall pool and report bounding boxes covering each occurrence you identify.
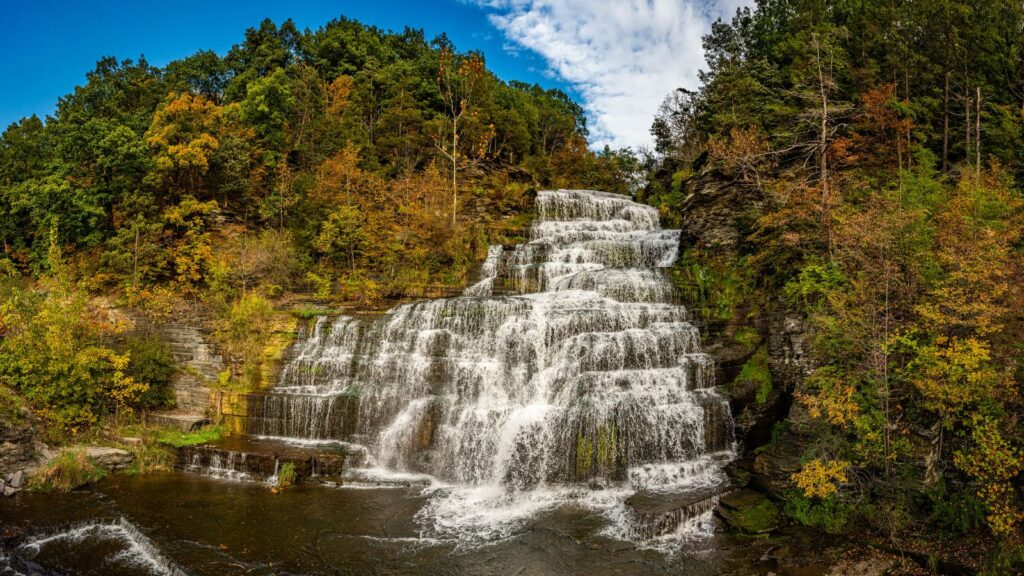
[0,471,838,575]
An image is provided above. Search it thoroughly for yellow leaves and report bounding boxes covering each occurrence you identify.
[954,417,1024,536]
[145,92,228,192]
[792,458,850,499]
[799,369,861,427]
[911,336,1003,422]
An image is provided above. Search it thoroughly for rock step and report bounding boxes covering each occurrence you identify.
[623,480,730,539]
[715,488,780,535]
[177,435,366,484]
[148,412,211,432]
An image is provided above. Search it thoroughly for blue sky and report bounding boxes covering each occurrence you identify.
[0,1,749,148]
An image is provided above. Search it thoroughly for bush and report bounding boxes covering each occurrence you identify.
[30,448,107,493]
[275,462,296,489]
[783,492,851,534]
[120,333,176,409]
[738,347,773,404]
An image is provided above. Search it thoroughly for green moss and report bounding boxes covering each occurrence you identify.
[719,490,780,534]
[732,327,761,348]
[156,425,224,448]
[30,448,107,493]
[595,424,619,473]
[576,433,593,477]
[738,347,773,404]
[291,305,341,319]
[669,250,755,322]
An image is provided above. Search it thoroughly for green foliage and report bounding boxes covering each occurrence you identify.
[0,281,148,438]
[275,461,297,489]
[30,448,107,493]
[738,347,773,405]
[669,250,753,322]
[119,333,176,410]
[732,327,761,349]
[156,425,224,448]
[783,492,851,534]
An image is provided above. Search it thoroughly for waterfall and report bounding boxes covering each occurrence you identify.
[246,189,735,543]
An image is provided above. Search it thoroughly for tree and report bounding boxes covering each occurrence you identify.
[435,47,491,226]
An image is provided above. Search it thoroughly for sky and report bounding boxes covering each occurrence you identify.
[0,0,751,149]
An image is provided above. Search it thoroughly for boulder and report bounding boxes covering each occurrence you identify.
[716,489,780,535]
[84,447,134,471]
[2,486,14,497]
[9,469,24,488]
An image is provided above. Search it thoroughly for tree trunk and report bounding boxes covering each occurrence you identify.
[975,86,981,177]
[943,71,950,172]
[924,419,943,486]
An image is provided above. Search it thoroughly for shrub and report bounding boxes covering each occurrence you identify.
[120,333,176,410]
[30,448,107,493]
[738,347,773,404]
[783,492,851,534]
[275,462,297,489]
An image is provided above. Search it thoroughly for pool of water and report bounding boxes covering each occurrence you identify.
[0,471,843,576]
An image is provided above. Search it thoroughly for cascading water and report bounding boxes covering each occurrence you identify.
[245,189,735,544]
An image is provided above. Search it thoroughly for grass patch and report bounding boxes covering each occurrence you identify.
[738,347,773,404]
[291,304,341,319]
[156,425,224,448]
[275,462,297,489]
[30,448,107,493]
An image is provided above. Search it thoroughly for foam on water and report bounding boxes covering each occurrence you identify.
[14,517,185,576]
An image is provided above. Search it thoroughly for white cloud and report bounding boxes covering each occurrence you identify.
[475,0,753,149]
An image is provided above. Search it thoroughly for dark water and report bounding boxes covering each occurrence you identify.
[0,472,836,576]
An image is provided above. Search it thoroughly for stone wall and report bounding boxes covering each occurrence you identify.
[162,322,224,414]
[0,420,35,476]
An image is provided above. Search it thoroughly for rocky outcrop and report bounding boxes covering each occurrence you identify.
[159,322,224,414]
[677,168,763,253]
[84,447,134,471]
[751,403,823,500]
[0,421,36,477]
[766,309,814,392]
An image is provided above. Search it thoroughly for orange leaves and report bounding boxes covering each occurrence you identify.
[326,75,353,117]
[852,83,914,169]
[708,126,773,189]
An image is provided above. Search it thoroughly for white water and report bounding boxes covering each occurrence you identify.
[250,189,735,545]
[12,517,186,576]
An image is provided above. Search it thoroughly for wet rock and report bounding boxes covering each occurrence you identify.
[2,486,15,497]
[85,447,134,471]
[716,489,780,535]
[9,469,24,488]
[624,481,728,538]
